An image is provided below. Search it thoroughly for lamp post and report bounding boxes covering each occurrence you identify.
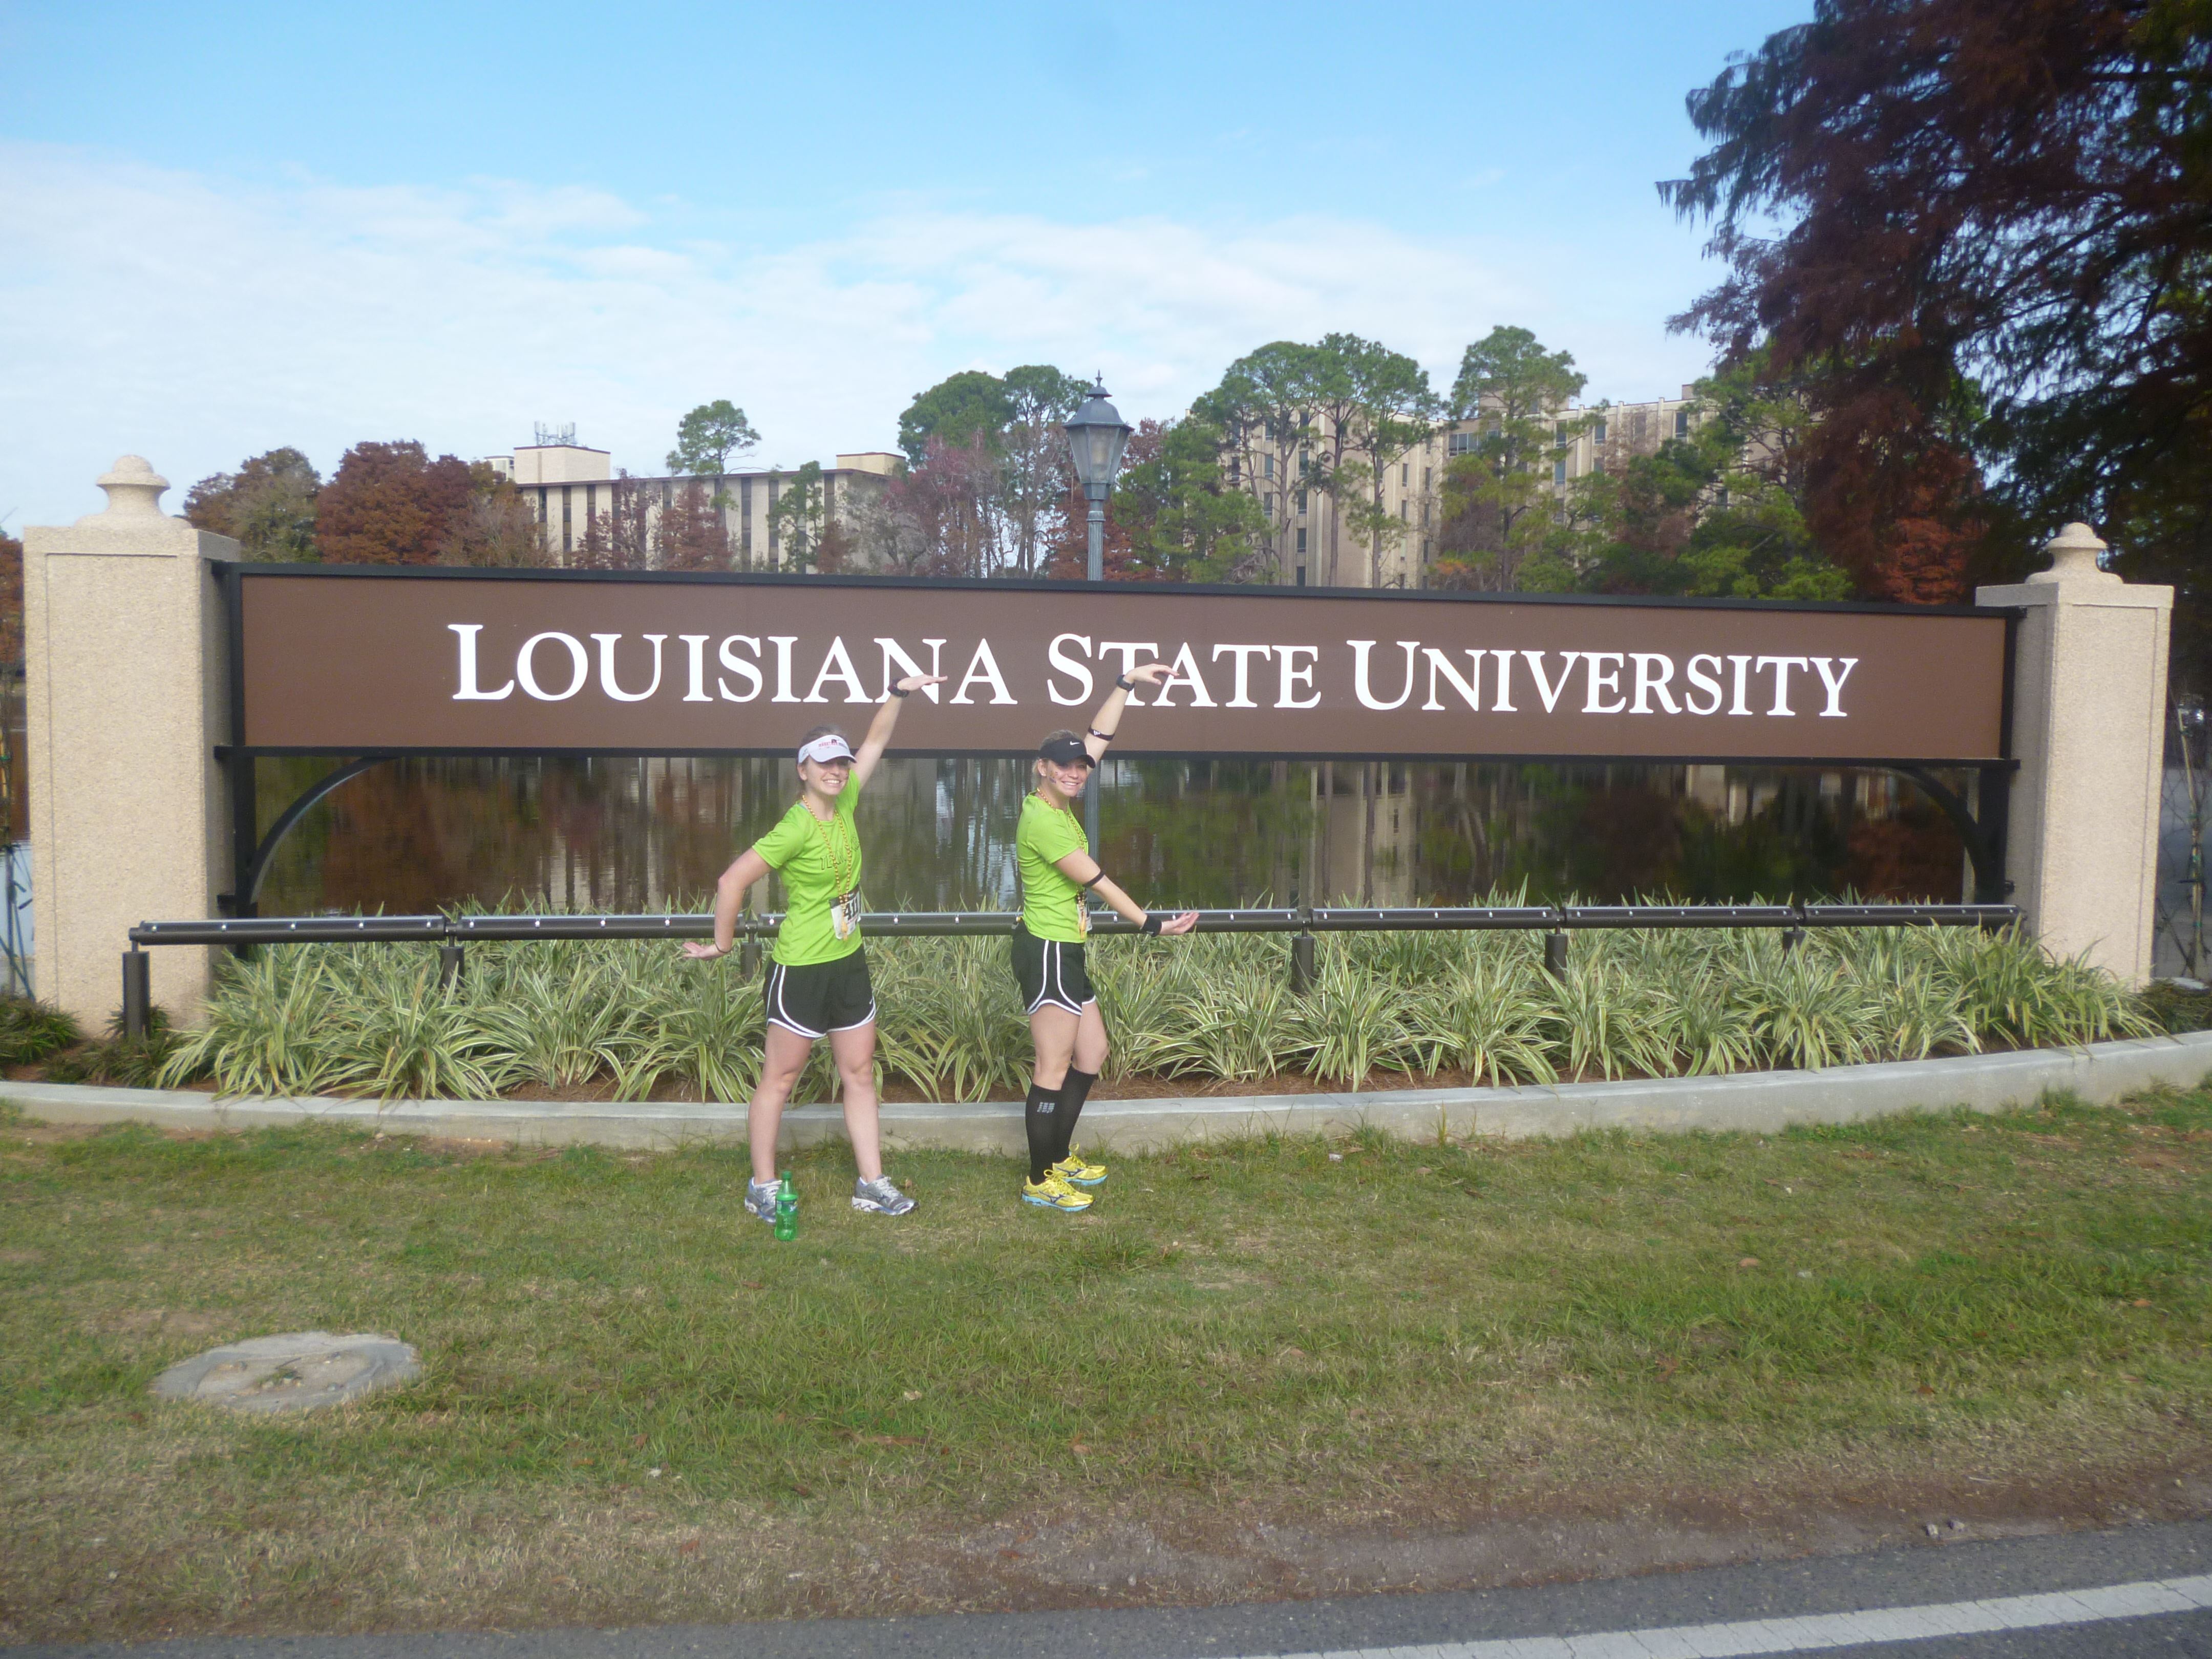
[1063,378,1133,582]
[1061,378,1133,854]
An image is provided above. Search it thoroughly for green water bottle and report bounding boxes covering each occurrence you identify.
[773,1174,797,1241]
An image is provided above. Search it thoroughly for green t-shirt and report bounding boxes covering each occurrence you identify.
[753,783,864,966]
[1017,791,1092,943]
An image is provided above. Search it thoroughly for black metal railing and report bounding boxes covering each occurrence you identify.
[118,902,2019,1039]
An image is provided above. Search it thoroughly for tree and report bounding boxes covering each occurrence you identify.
[1661,0,2212,613]
[1048,417,1267,582]
[654,479,733,571]
[896,371,1014,465]
[1193,341,1327,581]
[0,530,20,664]
[314,441,476,565]
[666,401,761,477]
[870,437,1005,577]
[1317,334,1441,587]
[769,461,828,571]
[438,463,547,568]
[999,365,1087,574]
[1580,360,1855,600]
[183,447,321,560]
[1433,327,1590,590]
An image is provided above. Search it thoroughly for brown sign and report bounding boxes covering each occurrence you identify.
[236,570,2010,762]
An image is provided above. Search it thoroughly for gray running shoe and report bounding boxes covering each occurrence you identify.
[852,1176,915,1216]
[744,1177,784,1225]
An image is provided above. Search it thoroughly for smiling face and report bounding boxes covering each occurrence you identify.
[798,754,852,802]
[1035,754,1091,804]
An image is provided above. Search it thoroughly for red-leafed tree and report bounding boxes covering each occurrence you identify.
[870,437,1006,577]
[1663,0,2212,618]
[315,441,476,565]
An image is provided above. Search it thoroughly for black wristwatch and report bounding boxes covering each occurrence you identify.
[1115,674,1136,691]
[888,685,911,699]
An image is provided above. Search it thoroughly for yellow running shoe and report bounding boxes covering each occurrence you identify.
[1022,1174,1093,1211]
[1051,1150,1107,1188]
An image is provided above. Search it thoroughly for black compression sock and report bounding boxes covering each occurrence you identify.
[1023,1082,1057,1183]
[1053,1068,1097,1164]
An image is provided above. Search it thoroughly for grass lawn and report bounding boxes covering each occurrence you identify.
[4,1088,2211,1641]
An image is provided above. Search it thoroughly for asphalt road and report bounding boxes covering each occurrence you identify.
[9,1518,2212,1658]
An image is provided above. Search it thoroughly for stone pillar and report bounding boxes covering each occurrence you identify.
[1978,523,2173,985]
[24,458,233,1024]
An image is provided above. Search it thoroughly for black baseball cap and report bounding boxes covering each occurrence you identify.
[1038,735,1093,767]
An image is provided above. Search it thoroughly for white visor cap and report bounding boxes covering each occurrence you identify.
[797,734,856,765]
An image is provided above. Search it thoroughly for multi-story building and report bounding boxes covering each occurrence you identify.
[483,435,903,568]
[1232,387,1705,590]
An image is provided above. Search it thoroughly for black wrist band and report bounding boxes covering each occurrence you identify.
[1115,674,1136,691]
[1141,914,1163,935]
[889,685,911,698]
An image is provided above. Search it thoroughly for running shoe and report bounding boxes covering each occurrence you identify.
[852,1176,916,1216]
[1051,1150,1108,1187]
[1022,1174,1093,1211]
[743,1177,784,1225]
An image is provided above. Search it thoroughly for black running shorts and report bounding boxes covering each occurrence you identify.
[764,950,876,1039]
[1010,924,1094,1017]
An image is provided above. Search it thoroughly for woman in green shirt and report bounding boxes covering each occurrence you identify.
[1011,662,1199,1212]
[684,671,944,1224]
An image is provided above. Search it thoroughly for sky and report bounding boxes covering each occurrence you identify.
[0,0,1811,531]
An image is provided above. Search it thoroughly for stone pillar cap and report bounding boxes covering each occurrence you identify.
[2030,521,2119,586]
[91,455,172,520]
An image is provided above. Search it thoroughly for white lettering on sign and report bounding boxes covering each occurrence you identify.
[1045,634,1092,706]
[442,629,1874,726]
[717,635,762,703]
[516,631,588,701]
[592,632,666,703]
[877,637,946,702]
[950,639,1016,705]
[1212,644,1272,709]
[1348,641,1419,711]
[448,624,514,700]
[1152,642,1217,709]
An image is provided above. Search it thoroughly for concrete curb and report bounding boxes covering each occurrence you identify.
[7,1031,2212,1153]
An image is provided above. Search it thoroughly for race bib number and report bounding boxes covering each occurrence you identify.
[833,890,863,941]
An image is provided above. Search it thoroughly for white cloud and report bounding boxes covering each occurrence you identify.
[0,142,1717,527]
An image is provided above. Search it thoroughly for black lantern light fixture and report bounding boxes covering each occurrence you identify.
[1062,377,1133,582]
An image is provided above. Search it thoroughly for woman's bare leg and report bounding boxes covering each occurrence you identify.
[830,1022,883,1183]
[750,1024,814,1185]
[1028,1004,1078,1092]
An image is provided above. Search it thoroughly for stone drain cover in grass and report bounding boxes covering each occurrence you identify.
[151,1332,421,1413]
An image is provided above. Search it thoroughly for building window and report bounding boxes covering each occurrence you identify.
[1296,489,1307,515]
[740,477,753,560]
[1295,527,1307,554]
[1447,431,1478,456]
[561,486,572,555]
[1299,448,1311,475]
[1556,422,1571,445]
[1400,500,1409,520]
[1263,454,1275,479]
[1592,417,1607,445]
[1400,462,1410,485]
[1265,491,1276,516]
[1675,407,1690,438]
[768,478,781,562]
[1421,500,1431,525]
[1422,465,1432,490]
[1553,459,1566,486]
[1295,566,1307,587]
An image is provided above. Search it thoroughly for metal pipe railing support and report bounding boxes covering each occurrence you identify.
[121,949,150,1040]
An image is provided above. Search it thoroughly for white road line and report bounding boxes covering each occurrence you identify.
[1202,1572,2212,1659]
